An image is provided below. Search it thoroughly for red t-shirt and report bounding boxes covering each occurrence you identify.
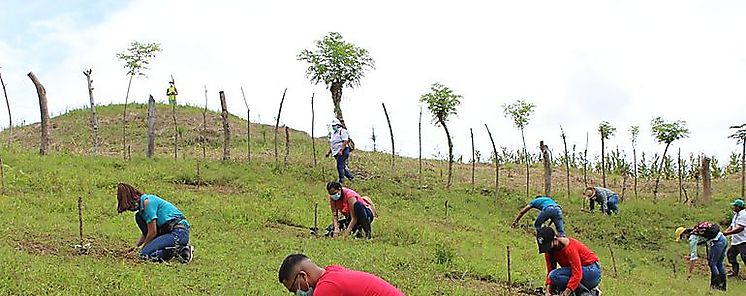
[331,188,369,216]
[544,238,599,291]
[314,265,405,296]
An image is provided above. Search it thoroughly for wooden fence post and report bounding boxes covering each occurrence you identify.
[78,195,84,247]
[172,98,179,160]
[219,91,230,161]
[484,124,499,200]
[540,140,551,196]
[382,103,395,176]
[28,72,49,155]
[561,126,570,199]
[702,156,712,204]
[274,88,287,165]
[470,128,475,186]
[284,126,290,168]
[83,69,98,155]
[311,92,317,166]
[202,86,208,160]
[241,86,250,162]
[0,68,12,147]
[506,246,512,284]
[678,148,683,203]
[146,95,156,158]
[419,105,423,178]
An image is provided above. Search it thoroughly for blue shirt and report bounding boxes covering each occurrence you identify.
[138,194,190,228]
[528,197,559,210]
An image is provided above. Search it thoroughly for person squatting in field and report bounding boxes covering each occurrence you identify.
[723,198,746,277]
[116,182,194,263]
[326,118,354,184]
[325,181,376,239]
[278,254,405,296]
[512,196,566,237]
[537,227,602,296]
[582,187,619,215]
[675,221,727,290]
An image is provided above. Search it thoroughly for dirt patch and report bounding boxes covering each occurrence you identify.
[10,233,141,264]
[442,271,540,295]
[265,219,310,238]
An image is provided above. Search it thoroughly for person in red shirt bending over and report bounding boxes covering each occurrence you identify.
[278,254,405,296]
[326,181,377,238]
[537,227,602,296]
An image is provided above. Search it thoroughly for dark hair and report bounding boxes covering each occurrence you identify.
[326,181,342,191]
[278,254,308,282]
[117,183,143,213]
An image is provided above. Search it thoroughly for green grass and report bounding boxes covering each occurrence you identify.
[0,104,744,295]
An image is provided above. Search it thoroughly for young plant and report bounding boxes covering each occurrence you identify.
[598,121,616,188]
[421,83,461,188]
[650,117,689,199]
[629,125,640,198]
[502,100,535,199]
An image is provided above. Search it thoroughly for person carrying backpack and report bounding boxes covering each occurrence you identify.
[675,221,727,290]
[326,118,354,184]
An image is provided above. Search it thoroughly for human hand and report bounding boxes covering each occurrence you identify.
[559,289,572,296]
[544,288,553,296]
[337,150,343,156]
[332,229,340,237]
[126,246,137,253]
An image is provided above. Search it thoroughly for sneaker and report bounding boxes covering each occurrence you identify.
[593,287,602,296]
[727,271,739,277]
[177,245,194,263]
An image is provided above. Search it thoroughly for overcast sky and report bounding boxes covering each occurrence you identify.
[1,0,746,165]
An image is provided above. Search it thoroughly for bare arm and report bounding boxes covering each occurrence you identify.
[724,225,745,236]
[512,205,532,226]
[343,197,358,236]
[330,200,340,234]
[337,139,350,156]
[141,220,158,248]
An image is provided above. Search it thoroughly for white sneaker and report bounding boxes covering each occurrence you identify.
[178,245,194,264]
[593,287,602,296]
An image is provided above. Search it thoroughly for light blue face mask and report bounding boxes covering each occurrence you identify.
[332,125,340,132]
[295,275,314,296]
[330,193,342,201]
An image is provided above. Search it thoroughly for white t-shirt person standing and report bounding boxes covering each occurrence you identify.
[326,118,354,183]
[723,199,746,276]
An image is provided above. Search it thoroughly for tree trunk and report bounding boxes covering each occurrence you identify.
[441,119,453,188]
[678,148,683,203]
[330,82,346,128]
[419,106,423,178]
[310,92,316,166]
[274,88,287,165]
[240,87,250,163]
[470,128,475,186]
[632,140,637,199]
[0,70,11,147]
[202,86,208,161]
[521,128,529,199]
[601,137,606,188]
[485,124,499,200]
[122,74,133,160]
[702,156,712,204]
[219,91,230,161]
[561,126,570,199]
[172,103,178,159]
[284,125,290,168]
[741,141,745,199]
[583,131,588,208]
[382,103,395,176]
[540,140,551,196]
[83,69,98,156]
[653,142,671,200]
[371,127,376,152]
[28,72,49,155]
[146,95,156,158]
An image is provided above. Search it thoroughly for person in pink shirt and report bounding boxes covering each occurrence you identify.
[279,254,405,296]
[326,181,377,238]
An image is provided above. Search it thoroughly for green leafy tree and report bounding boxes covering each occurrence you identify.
[598,121,616,188]
[116,41,161,158]
[650,117,689,199]
[629,125,640,198]
[421,83,461,187]
[298,32,375,128]
[502,100,535,198]
[729,124,746,198]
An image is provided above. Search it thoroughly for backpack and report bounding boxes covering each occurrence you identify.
[348,137,356,151]
[691,221,720,240]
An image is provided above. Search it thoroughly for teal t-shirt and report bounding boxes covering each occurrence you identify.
[138,194,190,228]
[528,196,558,210]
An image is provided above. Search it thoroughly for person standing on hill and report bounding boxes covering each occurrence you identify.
[675,221,727,290]
[116,182,194,263]
[278,254,405,296]
[167,80,178,105]
[326,118,354,184]
[724,199,746,277]
[325,181,376,239]
[583,187,619,215]
[537,227,602,296]
[512,196,566,237]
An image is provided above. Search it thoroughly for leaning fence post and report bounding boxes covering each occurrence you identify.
[506,246,512,284]
[608,244,618,276]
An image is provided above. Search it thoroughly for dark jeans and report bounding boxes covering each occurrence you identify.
[607,194,619,214]
[325,201,374,238]
[334,147,354,183]
[535,205,566,236]
[135,215,190,261]
[727,242,746,274]
[708,235,727,276]
[549,262,602,293]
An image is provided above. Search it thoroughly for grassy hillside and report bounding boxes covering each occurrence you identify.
[0,104,743,295]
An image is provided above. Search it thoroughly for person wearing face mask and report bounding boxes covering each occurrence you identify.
[537,227,602,296]
[326,118,355,184]
[326,181,376,238]
[278,254,405,296]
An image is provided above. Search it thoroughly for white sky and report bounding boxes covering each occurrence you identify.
[1,0,746,164]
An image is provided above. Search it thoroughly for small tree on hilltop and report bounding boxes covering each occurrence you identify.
[116,41,161,159]
[598,121,616,188]
[421,83,461,188]
[503,100,535,199]
[651,117,689,199]
[629,125,640,198]
[298,32,374,128]
[729,124,746,198]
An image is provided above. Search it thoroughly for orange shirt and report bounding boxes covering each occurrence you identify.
[332,188,369,216]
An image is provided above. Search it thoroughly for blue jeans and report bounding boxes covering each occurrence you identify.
[708,235,727,275]
[334,147,354,183]
[549,262,602,292]
[536,205,566,236]
[139,227,190,261]
[607,194,619,214]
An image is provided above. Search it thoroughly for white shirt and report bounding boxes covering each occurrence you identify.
[329,128,349,155]
[731,209,746,245]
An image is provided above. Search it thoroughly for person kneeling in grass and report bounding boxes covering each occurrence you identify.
[537,227,602,296]
[116,182,193,263]
[326,181,377,238]
[582,187,619,215]
[278,254,404,296]
[676,222,727,290]
[512,196,566,237]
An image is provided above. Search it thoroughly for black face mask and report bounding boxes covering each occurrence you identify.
[550,241,566,252]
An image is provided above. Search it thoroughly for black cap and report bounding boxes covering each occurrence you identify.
[536,227,555,253]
